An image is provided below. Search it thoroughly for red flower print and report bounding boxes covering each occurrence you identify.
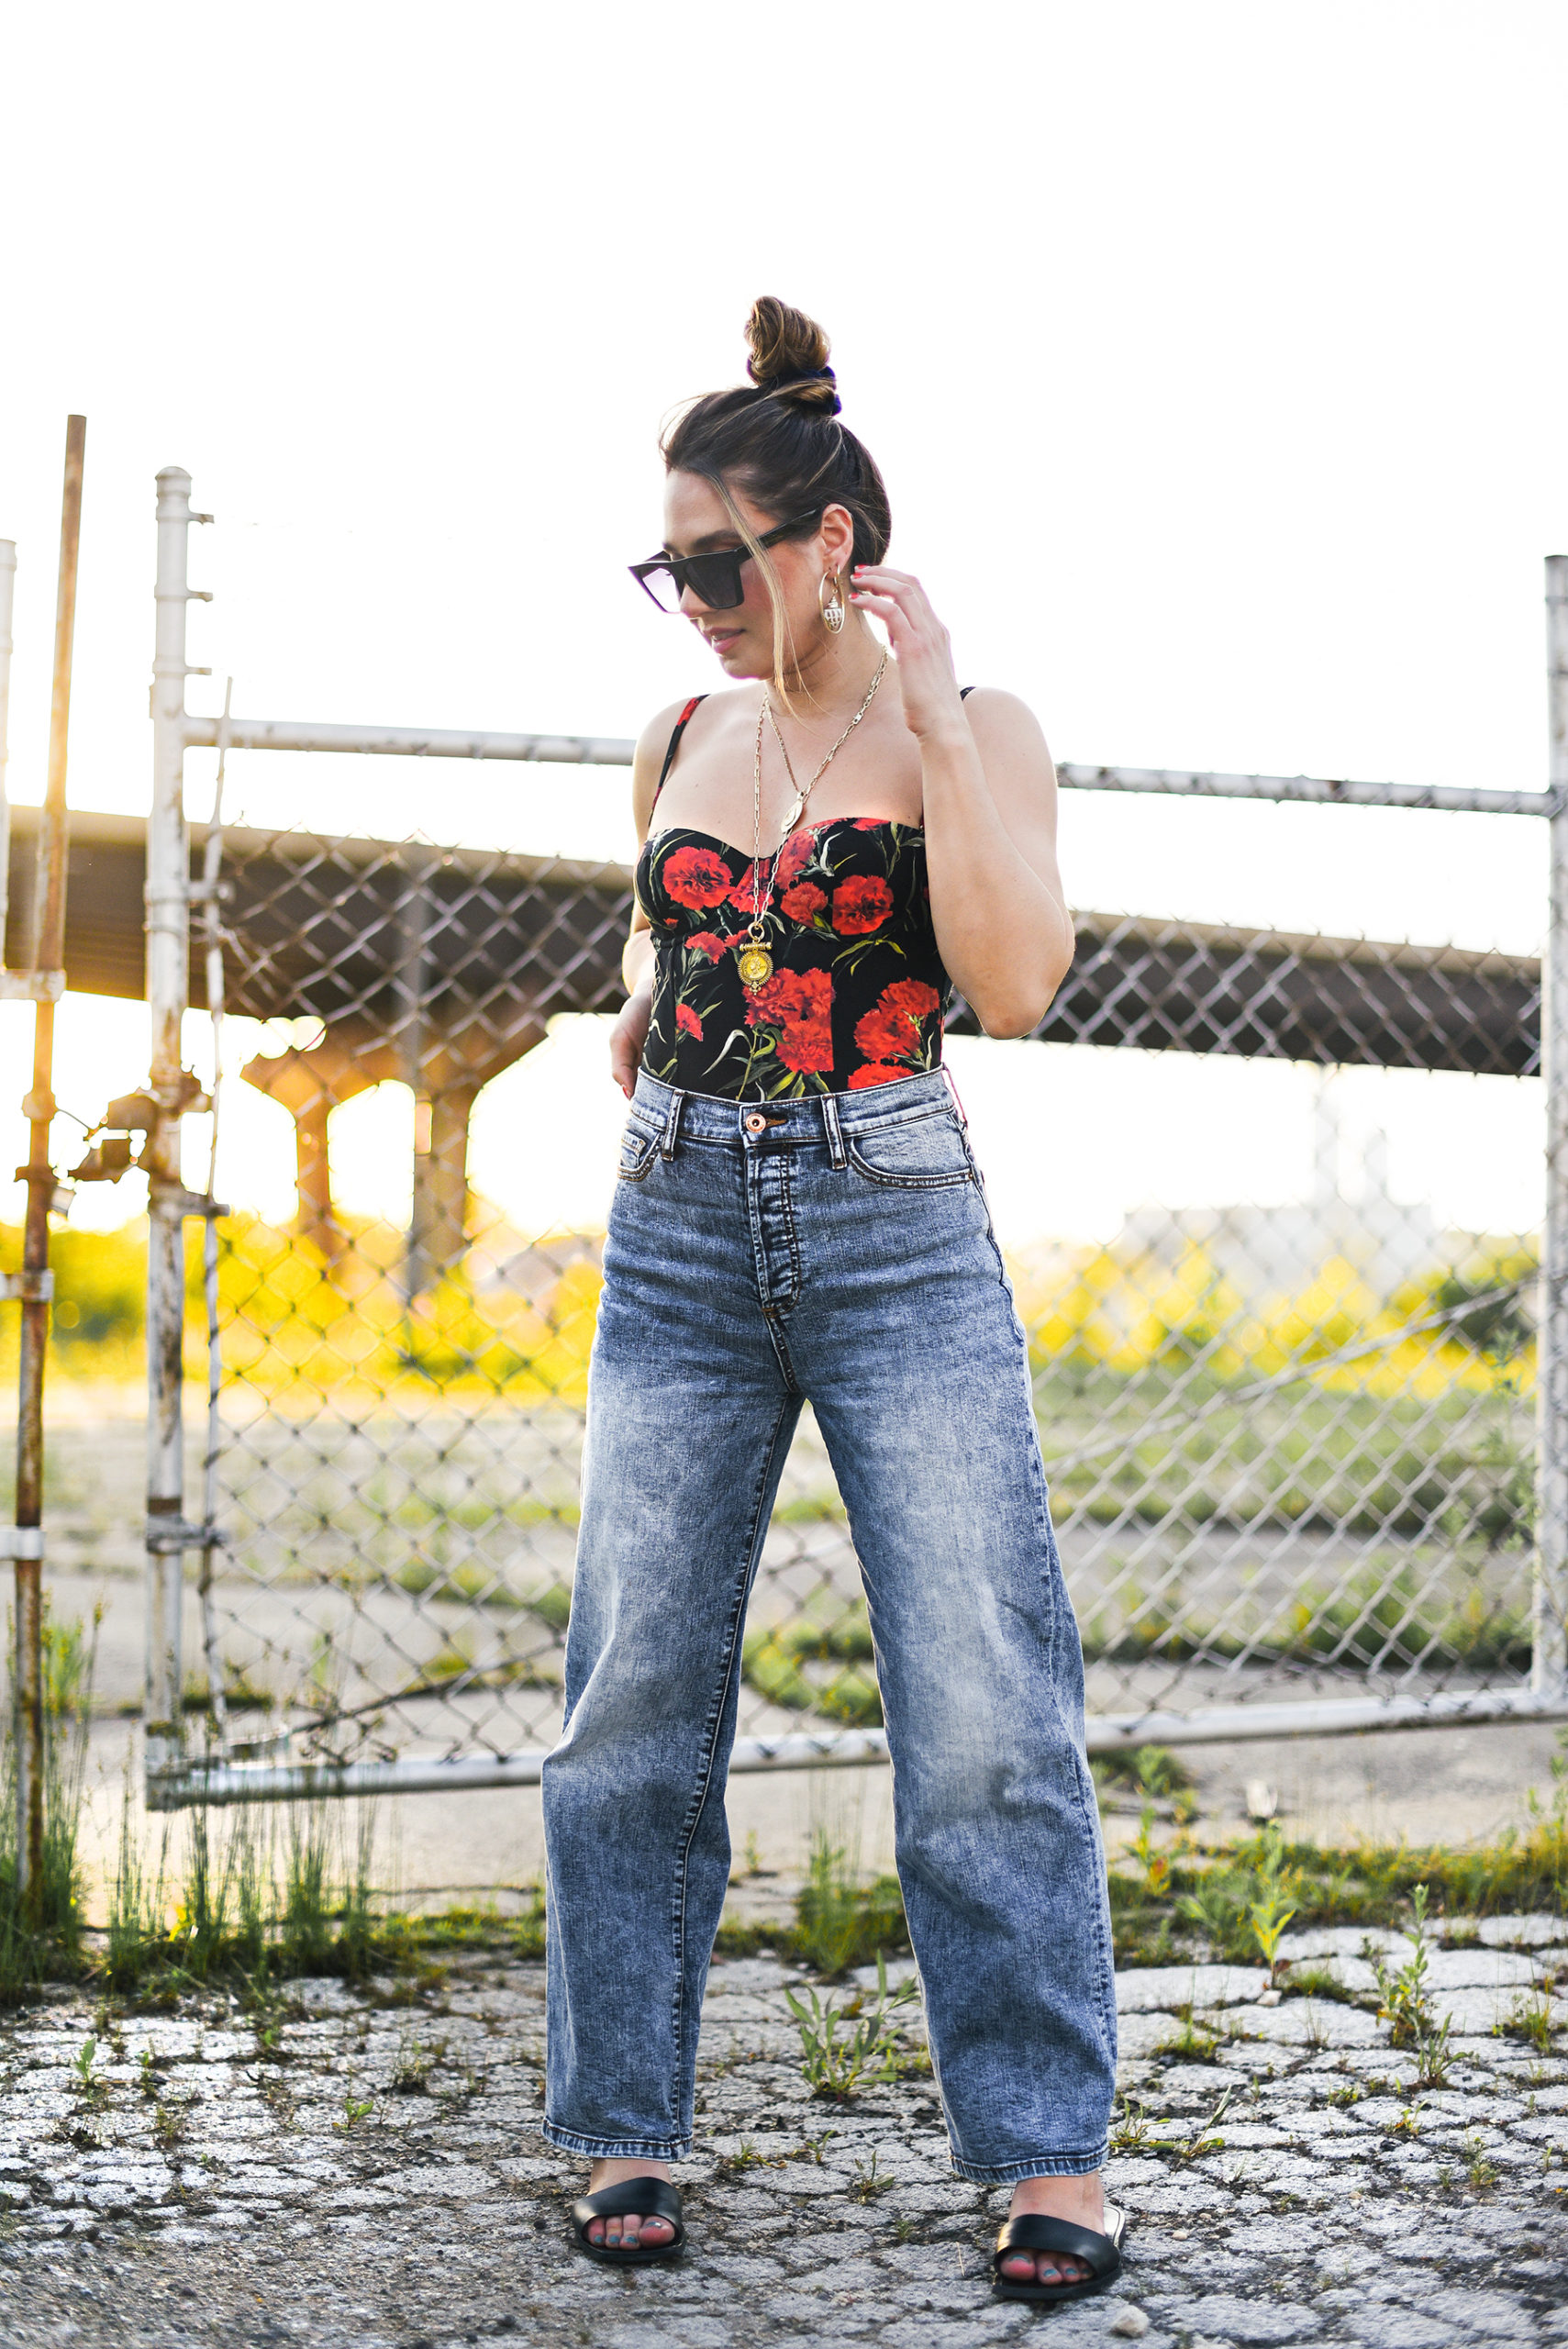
[847,1063,906,1089]
[773,829,815,892]
[662,844,734,909]
[746,967,833,1073]
[853,817,887,830]
[832,874,894,936]
[685,931,728,962]
[853,978,941,1064]
[781,880,828,922]
[676,1002,704,1041]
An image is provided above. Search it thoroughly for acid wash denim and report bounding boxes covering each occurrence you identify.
[540,1067,1117,2185]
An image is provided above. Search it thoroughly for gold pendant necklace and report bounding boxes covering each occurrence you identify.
[734,651,889,996]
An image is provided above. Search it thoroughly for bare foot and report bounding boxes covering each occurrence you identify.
[998,2170,1108,2289]
[584,2155,676,2253]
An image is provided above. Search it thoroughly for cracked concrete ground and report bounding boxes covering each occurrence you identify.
[0,1920,1566,2347]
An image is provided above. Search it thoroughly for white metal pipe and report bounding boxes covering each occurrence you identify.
[181,716,638,765]
[144,1687,1568,1809]
[144,468,195,1775]
[0,540,14,965]
[1536,554,1568,1700]
[1056,763,1553,818]
[173,712,1555,819]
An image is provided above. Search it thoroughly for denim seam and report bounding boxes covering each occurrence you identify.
[1042,1461,1119,2081]
[962,1133,1009,1284]
[542,2122,693,2162]
[666,1393,796,2142]
[844,1143,973,1192]
[949,2145,1109,2185]
[777,1153,803,1308]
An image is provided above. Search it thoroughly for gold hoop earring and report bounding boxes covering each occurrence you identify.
[819,570,846,634]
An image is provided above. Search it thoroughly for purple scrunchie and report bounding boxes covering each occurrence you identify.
[762,364,841,416]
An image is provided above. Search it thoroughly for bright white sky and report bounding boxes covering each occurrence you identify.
[0,2,1553,1245]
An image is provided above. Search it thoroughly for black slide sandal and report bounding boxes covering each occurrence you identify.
[992,2203,1127,2302]
[572,2176,686,2266]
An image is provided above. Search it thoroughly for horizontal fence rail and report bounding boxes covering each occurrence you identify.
[181,707,1561,819]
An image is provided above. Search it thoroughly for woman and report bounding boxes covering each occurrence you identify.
[540,298,1123,2306]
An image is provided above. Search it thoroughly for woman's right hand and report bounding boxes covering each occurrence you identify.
[610,987,653,1098]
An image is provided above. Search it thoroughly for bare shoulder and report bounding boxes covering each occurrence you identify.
[958,685,1054,763]
[632,694,706,836]
[633,695,701,774]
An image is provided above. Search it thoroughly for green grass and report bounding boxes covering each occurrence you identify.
[6,1608,1567,2007]
[0,1606,97,1996]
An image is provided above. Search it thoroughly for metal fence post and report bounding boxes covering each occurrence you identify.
[12,420,84,1912]
[144,467,197,1782]
[1536,552,1568,1700]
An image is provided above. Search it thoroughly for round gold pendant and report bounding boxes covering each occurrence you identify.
[736,944,774,991]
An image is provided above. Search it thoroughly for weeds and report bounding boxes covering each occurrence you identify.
[791,1832,906,1976]
[1501,1991,1557,2054]
[785,1953,922,2099]
[1152,2012,1219,2063]
[1286,1962,1358,2006]
[1109,2098,1152,2153]
[388,2032,439,2095]
[1373,1886,1453,2085]
[1249,1889,1298,1979]
[0,1605,98,1996]
[1173,2086,1234,2165]
[849,2151,895,2201]
[1095,1746,1197,1824]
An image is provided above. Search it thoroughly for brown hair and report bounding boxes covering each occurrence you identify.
[661,298,892,694]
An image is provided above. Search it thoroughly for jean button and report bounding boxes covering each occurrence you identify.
[744,1113,766,1135]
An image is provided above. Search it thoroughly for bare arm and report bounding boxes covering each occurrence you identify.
[850,568,1074,1037]
[609,697,687,1097]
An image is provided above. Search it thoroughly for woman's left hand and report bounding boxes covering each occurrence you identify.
[849,565,967,743]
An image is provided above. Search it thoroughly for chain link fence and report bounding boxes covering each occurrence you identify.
[152,821,1538,1783]
[120,472,1561,1806]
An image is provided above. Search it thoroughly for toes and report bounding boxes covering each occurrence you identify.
[595,2212,674,2251]
[999,2252,1037,2278]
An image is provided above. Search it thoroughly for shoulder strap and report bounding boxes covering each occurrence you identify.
[654,695,707,803]
[959,685,974,699]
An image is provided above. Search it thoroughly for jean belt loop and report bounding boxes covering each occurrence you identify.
[942,1064,969,1128]
[820,1089,848,1171]
[659,1087,685,1162]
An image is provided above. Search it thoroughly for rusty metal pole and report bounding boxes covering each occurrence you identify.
[12,417,84,1917]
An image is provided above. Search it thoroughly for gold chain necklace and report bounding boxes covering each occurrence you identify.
[735,649,889,994]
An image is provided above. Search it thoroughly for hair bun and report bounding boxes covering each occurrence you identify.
[744,295,841,416]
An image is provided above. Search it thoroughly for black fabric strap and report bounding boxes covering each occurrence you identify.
[654,696,708,804]
[960,685,974,699]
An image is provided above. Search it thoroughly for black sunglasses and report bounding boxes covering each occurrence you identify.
[628,509,824,614]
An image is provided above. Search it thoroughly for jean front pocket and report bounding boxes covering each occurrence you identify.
[845,1106,974,1190]
[617,1115,662,1184]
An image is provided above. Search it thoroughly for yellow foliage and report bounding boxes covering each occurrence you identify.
[1015,1238,1534,1399]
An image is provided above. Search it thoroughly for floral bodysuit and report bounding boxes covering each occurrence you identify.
[636,696,957,1099]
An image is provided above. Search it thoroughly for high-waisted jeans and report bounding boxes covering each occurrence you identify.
[540,1067,1117,2184]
